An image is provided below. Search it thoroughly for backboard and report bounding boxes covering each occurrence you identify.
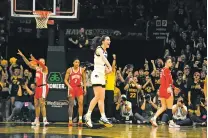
[11,0,79,19]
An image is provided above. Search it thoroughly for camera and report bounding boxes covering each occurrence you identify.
[18,78,27,86]
[143,94,151,102]
[178,100,184,104]
[121,96,127,102]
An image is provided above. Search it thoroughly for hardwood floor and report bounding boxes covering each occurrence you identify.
[0,123,206,138]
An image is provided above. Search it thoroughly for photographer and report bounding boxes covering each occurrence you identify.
[142,76,155,97]
[116,95,133,122]
[171,97,191,126]
[173,70,186,104]
[7,81,35,121]
[134,94,157,123]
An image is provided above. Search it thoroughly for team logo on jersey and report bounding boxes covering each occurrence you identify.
[48,72,66,89]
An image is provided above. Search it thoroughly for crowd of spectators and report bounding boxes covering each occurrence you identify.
[0,0,207,128]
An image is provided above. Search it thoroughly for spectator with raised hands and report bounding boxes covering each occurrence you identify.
[188,72,204,111]
[142,75,155,97]
[116,67,125,94]
[122,64,133,79]
[10,63,23,107]
[164,49,171,60]
[194,37,206,56]
[173,70,186,104]
[124,76,142,114]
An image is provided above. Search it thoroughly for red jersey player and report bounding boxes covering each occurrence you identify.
[64,58,86,126]
[17,50,49,126]
[150,57,180,128]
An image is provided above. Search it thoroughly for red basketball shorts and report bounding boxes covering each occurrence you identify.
[159,90,171,99]
[35,84,49,99]
[68,86,83,98]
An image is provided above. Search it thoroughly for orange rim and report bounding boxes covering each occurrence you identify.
[33,11,51,18]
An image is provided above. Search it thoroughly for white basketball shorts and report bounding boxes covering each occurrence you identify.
[91,70,105,87]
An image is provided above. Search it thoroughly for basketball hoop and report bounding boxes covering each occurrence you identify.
[33,11,52,29]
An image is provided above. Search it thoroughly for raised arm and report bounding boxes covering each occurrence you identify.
[17,50,36,70]
[96,48,112,71]
[30,54,47,71]
[112,54,116,72]
[9,65,14,76]
[68,38,78,45]
[20,65,24,77]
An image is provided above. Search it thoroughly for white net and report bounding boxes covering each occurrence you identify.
[33,11,51,29]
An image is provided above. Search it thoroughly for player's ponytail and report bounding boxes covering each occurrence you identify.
[91,35,109,50]
[99,35,108,44]
[91,36,101,50]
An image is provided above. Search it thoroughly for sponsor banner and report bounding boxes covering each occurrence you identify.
[65,28,145,39]
[46,46,68,122]
[47,72,66,89]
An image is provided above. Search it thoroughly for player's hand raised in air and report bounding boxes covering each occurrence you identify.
[30,54,36,61]
[17,49,24,57]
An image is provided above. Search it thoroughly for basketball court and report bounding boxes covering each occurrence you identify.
[7,1,207,138]
[0,122,206,138]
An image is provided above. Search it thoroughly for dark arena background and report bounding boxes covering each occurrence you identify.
[0,0,207,138]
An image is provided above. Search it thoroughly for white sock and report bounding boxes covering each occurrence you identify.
[79,116,82,121]
[35,117,39,122]
[101,113,106,119]
[69,117,72,121]
[87,111,92,117]
[153,116,157,120]
[43,117,47,122]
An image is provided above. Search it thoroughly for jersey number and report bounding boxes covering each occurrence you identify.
[74,79,77,83]
[130,93,136,98]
